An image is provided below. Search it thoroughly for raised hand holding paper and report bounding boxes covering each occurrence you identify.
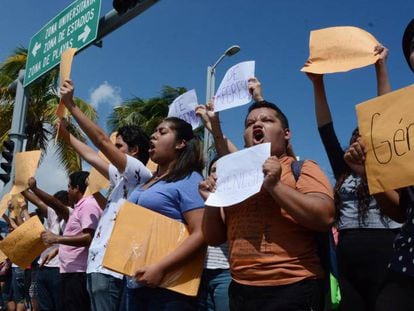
[167,89,200,129]
[214,61,255,112]
[205,142,270,207]
[301,26,380,74]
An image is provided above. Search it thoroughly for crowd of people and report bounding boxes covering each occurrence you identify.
[0,20,414,311]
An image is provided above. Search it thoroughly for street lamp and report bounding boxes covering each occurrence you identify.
[203,45,241,177]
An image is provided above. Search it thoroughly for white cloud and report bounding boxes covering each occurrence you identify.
[88,81,122,109]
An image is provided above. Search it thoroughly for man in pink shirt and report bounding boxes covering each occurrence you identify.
[41,171,102,311]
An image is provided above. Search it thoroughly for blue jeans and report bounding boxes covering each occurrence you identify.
[198,269,231,311]
[86,273,123,311]
[37,267,61,311]
[122,286,197,311]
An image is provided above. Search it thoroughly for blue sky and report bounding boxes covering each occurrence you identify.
[1,0,414,193]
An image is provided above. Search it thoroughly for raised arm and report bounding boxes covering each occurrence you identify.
[58,119,110,179]
[22,189,49,217]
[28,177,70,222]
[195,103,237,156]
[60,80,128,173]
[306,72,332,127]
[374,45,391,96]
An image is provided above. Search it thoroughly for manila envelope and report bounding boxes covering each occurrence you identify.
[356,84,414,194]
[0,216,47,268]
[83,166,110,198]
[301,26,380,74]
[10,150,41,195]
[103,201,205,296]
[56,48,77,119]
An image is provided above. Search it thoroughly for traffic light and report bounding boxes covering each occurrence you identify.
[113,0,143,14]
[0,139,15,184]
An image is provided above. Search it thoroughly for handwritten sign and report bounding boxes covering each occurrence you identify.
[102,201,205,296]
[10,150,41,195]
[301,26,380,74]
[214,61,255,112]
[205,143,270,207]
[0,216,47,268]
[356,84,414,194]
[167,89,200,130]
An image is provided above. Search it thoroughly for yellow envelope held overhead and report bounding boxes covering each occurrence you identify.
[0,216,47,268]
[301,26,380,74]
[356,84,414,194]
[102,201,205,296]
[10,150,41,195]
[56,48,78,120]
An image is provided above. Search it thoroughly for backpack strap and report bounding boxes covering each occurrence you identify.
[291,160,305,182]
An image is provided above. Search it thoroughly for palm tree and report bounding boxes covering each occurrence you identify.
[0,47,97,174]
[107,85,189,136]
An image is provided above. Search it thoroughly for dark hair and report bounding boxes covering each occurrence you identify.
[162,117,203,182]
[117,125,150,165]
[402,19,414,72]
[208,155,220,175]
[246,100,290,130]
[69,171,89,194]
[53,190,69,206]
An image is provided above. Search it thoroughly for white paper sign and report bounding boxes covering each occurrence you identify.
[214,61,255,112]
[205,143,270,207]
[167,89,200,129]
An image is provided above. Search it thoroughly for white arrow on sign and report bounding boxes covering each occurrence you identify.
[32,42,42,57]
[78,25,91,43]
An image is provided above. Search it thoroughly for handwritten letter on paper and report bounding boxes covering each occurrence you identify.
[214,61,255,112]
[356,84,414,194]
[301,26,380,74]
[167,89,200,129]
[205,143,270,207]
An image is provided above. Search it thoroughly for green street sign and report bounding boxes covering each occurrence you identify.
[24,0,101,87]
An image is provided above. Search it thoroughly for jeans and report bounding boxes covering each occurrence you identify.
[87,273,123,311]
[60,272,90,311]
[122,286,197,311]
[37,267,61,311]
[198,269,231,311]
[11,267,26,304]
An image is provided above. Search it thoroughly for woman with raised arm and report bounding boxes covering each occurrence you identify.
[306,45,401,311]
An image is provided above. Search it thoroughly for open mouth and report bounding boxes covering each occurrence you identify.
[148,141,155,153]
[252,129,264,144]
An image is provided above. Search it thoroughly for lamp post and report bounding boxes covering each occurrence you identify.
[203,45,240,177]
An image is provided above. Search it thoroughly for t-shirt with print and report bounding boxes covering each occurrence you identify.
[38,206,71,268]
[87,155,152,279]
[225,156,334,286]
[126,171,204,288]
[59,195,102,273]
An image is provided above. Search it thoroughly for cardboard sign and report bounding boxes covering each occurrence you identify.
[0,216,47,268]
[356,84,414,194]
[301,26,380,74]
[102,201,205,296]
[10,150,41,195]
[56,48,77,119]
[214,61,255,112]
